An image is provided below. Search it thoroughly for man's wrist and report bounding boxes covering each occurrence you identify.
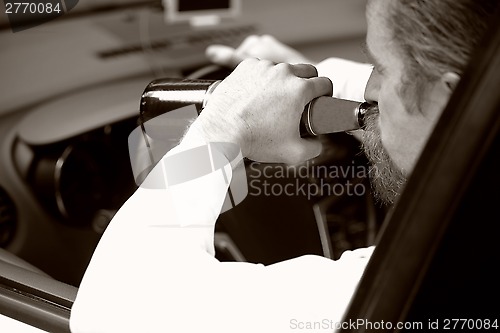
[191,111,249,157]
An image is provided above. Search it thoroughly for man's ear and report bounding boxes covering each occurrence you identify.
[442,72,461,93]
[426,72,461,118]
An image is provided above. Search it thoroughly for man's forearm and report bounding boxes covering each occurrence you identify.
[70,58,375,333]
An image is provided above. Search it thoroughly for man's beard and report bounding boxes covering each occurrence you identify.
[361,105,407,205]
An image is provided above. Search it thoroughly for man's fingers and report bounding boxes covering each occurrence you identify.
[303,76,333,103]
[205,45,244,68]
[289,63,318,78]
[285,139,322,165]
[289,64,332,102]
[236,35,261,53]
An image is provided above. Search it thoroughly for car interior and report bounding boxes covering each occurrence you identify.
[0,0,498,332]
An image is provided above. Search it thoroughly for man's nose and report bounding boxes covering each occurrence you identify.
[364,69,380,104]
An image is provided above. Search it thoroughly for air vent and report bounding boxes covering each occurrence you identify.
[0,186,17,247]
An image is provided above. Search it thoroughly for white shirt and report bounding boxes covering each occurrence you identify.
[70,58,374,333]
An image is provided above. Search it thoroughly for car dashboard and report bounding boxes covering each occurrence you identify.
[0,0,370,287]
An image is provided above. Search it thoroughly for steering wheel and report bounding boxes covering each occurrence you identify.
[186,64,234,81]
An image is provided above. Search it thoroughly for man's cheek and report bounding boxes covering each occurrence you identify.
[377,116,392,149]
[378,124,403,168]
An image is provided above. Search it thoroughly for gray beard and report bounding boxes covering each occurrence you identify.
[361,107,407,205]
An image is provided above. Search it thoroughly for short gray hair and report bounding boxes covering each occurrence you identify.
[388,0,498,110]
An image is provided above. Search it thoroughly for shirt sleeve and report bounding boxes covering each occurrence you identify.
[316,57,374,102]
[70,110,374,333]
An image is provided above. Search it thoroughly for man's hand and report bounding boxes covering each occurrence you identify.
[193,58,332,165]
[205,34,314,68]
